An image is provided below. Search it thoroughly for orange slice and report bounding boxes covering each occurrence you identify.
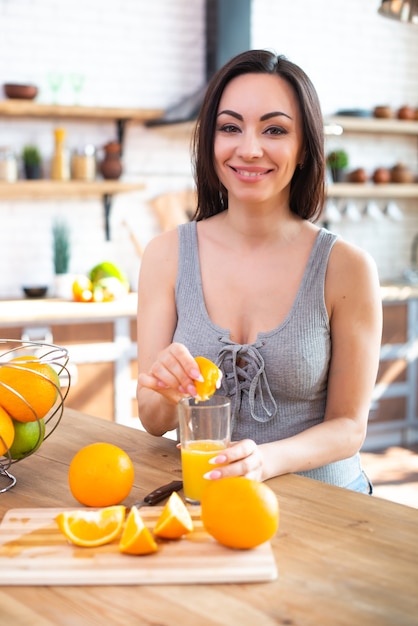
[119,506,158,555]
[153,491,193,539]
[194,356,222,402]
[55,505,126,547]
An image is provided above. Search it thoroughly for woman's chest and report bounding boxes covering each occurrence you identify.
[200,252,305,344]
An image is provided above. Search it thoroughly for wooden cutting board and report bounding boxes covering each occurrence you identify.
[0,507,278,586]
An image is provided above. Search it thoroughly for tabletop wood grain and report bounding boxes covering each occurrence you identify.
[0,408,417,626]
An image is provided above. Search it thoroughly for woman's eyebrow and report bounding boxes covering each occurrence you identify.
[217,109,292,121]
[217,109,243,120]
[260,111,292,121]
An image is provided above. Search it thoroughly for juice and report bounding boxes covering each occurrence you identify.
[181,440,227,503]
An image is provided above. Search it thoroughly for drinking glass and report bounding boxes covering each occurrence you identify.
[48,72,63,104]
[178,396,231,504]
[70,73,84,105]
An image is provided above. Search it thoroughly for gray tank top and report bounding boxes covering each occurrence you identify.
[173,221,363,487]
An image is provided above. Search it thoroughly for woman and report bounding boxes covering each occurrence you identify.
[136,50,382,492]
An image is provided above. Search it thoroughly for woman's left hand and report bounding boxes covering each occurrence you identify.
[203,439,265,482]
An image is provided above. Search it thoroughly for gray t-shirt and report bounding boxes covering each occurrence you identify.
[173,221,363,487]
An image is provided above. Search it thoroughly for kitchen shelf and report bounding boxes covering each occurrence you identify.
[0,180,145,199]
[324,115,418,135]
[327,183,418,198]
[0,180,145,240]
[0,99,163,123]
[0,100,163,239]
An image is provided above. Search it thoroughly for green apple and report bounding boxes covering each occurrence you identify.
[9,418,45,460]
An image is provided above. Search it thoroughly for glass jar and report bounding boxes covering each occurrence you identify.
[71,144,96,181]
[0,147,18,182]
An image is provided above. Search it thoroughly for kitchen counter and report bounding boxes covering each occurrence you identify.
[380,281,418,302]
[0,292,138,326]
[0,293,138,426]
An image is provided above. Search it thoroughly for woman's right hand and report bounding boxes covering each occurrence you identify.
[137,342,204,404]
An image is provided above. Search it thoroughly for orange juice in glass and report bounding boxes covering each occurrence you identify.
[178,396,231,504]
[181,440,228,504]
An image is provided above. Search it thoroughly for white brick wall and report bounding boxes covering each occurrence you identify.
[0,0,417,297]
[253,0,418,281]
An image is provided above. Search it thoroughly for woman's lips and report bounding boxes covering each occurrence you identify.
[231,166,272,180]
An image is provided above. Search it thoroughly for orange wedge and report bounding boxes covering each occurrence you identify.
[194,356,222,402]
[119,506,158,555]
[55,505,126,547]
[153,491,194,539]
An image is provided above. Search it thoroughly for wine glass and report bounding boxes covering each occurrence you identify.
[48,72,63,104]
[70,73,84,105]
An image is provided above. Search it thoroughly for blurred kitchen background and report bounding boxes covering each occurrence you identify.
[1,1,418,505]
[0,0,417,294]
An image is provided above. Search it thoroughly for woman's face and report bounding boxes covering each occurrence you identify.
[214,72,304,207]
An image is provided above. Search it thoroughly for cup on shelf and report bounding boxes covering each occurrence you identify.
[385,201,403,221]
[324,198,342,223]
[364,200,384,221]
[343,200,362,221]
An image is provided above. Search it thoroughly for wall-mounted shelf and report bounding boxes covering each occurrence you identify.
[0,180,144,198]
[324,115,418,135]
[327,183,418,198]
[0,180,145,240]
[0,100,163,239]
[0,100,163,122]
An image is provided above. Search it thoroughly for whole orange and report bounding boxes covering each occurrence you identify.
[0,406,15,456]
[0,356,60,423]
[201,477,279,549]
[68,442,135,507]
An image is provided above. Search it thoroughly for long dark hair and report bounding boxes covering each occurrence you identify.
[192,49,325,222]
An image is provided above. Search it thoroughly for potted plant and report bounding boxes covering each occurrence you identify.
[22,145,42,179]
[326,149,349,183]
[52,219,72,298]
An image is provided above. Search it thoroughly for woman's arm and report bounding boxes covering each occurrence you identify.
[206,240,383,481]
[136,229,202,435]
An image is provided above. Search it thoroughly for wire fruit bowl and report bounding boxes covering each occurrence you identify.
[0,339,71,493]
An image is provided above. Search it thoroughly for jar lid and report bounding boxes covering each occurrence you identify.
[0,146,15,156]
[73,144,96,156]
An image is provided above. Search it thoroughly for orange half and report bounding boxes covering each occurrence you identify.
[56,505,126,547]
[119,506,158,555]
[153,491,193,539]
[194,356,222,402]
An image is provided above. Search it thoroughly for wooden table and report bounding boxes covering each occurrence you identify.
[0,409,417,626]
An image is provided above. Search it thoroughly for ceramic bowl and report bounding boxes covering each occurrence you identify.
[22,286,48,298]
[3,83,38,100]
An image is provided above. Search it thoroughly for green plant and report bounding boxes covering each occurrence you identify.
[52,220,71,275]
[22,145,41,167]
[326,150,349,170]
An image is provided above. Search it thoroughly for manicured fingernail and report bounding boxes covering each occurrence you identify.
[209,455,227,464]
[203,470,222,480]
[190,369,204,382]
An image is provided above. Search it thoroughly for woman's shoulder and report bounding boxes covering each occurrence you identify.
[331,235,377,273]
[144,227,179,256]
[327,235,381,298]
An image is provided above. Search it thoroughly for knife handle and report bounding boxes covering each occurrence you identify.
[143,480,183,505]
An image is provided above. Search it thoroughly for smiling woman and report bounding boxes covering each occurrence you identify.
[213,73,304,209]
[136,50,382,494]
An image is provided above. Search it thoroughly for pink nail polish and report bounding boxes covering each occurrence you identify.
[209,455,227,465]
[203,470,222,480]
